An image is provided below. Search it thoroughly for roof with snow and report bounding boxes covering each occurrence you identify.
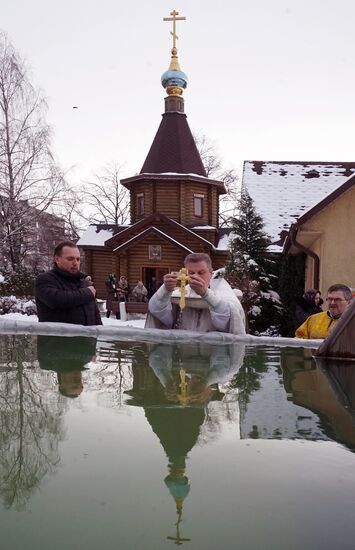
[76,219,231,252]
[216,230,233,251]
[77,224,129,247]
[242,160,355,252]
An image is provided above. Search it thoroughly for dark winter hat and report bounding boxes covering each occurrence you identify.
[303,288,320,303]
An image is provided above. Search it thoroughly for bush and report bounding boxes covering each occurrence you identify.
[0,295,37,316]
[0,267,36,297]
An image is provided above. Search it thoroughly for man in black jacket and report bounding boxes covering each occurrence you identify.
[35,241,102,325]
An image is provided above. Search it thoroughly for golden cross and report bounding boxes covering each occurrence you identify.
[163,10,186,50]
[177,267,188,310]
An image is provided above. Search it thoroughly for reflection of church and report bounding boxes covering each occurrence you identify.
[78,10,229,300]
[125,342,245,544]
[125,347,205,544]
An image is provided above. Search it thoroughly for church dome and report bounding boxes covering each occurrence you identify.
[161,69,188,90]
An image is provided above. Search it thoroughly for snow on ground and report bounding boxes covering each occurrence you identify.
[1,312,146,329]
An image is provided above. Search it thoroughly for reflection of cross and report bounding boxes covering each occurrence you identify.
[167,509,191,545]
[163,10,186,50]
[177,368,189,405]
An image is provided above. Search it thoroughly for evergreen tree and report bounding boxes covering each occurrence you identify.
[278,252,306,336]
[226,190,282,334]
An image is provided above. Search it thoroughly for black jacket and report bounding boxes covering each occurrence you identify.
[35,267,102,325]
[295,296,323,327]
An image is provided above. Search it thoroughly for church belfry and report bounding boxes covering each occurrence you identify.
[137,9,207,177]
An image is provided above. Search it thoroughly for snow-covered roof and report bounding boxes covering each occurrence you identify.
[216,232,234,251]
[243,160,355,252]
[191,225,216,230]
[77,225,119,247]
[159,172,216,180]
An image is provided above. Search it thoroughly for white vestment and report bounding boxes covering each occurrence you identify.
[145,277,246,335]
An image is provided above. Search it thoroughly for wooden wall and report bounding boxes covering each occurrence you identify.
[130,178,221,228]
[82,249,119,299]
[155,182,180,220]
[82,240,229,300]
[127,235,186,284]
[130,182,154,223]
[82,173,228,299]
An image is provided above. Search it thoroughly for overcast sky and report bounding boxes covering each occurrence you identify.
[3,0,355,184]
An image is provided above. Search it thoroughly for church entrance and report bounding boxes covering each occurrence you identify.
[143,267,169,298]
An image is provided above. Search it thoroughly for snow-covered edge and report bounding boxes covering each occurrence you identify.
[0,318,322,348]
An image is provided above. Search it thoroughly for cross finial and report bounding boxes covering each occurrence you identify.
[163,10,186,51]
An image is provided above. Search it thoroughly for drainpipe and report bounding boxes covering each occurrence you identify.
[289,225,320,289]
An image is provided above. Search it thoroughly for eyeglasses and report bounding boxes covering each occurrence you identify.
[326,298,347,303]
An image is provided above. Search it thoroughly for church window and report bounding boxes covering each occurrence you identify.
[194,194,204,217]
[137,193,144,216]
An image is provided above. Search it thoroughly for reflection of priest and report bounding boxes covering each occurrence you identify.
[37,336,96,397]
[149,343,245,404]
[126,342,245,543]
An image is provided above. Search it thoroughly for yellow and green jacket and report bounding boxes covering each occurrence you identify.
[295,311,338,339]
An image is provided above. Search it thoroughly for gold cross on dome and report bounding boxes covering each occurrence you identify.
[163,10,186,50]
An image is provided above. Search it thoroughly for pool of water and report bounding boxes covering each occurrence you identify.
[1,335,355,550]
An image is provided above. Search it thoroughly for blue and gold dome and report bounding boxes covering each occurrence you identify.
[161,46,188,97]
[161,69,188,91]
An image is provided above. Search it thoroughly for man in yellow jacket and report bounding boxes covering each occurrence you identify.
[295,284,352,339]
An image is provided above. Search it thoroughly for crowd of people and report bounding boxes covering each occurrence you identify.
[105,273,148,319]
[34,240,353,341]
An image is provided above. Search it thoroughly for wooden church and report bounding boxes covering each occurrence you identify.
[78,11,230,299]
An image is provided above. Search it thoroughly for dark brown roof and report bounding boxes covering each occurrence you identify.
[140,112,207,176]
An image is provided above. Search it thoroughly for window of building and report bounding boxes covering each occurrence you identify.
[137,193,144,216]
[194,194,204,217]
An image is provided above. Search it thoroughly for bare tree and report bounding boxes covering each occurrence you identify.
[79,162,130,226]
[0,31,65,269]
[194,133,240,226]
[55,183,84,241]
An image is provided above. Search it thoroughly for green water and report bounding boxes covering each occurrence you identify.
[1,335,355,550]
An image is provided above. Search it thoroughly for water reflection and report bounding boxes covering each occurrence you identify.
[221,346,355,450]
[325,360,355,413]
[37,335,97,397]
[314,358,355,447]
[281,350,355,449]
[126,342,245,544]
[1,332,355,536]
[0,335,64,511]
